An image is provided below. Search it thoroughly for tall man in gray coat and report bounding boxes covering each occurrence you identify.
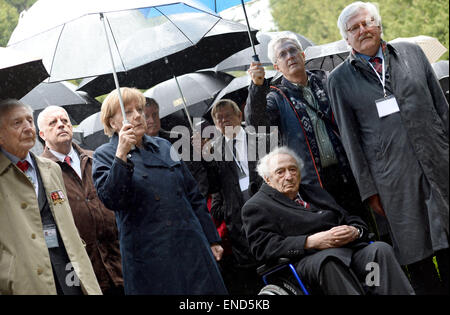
[327,1,449,294]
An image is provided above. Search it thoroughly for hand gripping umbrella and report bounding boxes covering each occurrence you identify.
[7,0,226,129]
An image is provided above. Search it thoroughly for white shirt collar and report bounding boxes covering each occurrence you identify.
[49,146,76,163]
[0,147,34,168]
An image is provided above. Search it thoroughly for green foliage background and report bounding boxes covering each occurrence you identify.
[270,0,449,60]
[1,0,448,61]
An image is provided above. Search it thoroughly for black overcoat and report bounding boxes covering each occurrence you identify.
[241,183,368,266]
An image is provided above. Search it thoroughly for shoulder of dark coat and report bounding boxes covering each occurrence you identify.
[388,41,423,58]
[328,58,352,78]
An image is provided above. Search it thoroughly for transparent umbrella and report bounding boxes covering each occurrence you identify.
[389,35,447,64]
[7,0,224,126]
[198,0,259,60]
[304,39,350,73]
[215,30,314,72]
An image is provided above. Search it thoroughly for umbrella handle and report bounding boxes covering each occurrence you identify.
[240,0,259,62]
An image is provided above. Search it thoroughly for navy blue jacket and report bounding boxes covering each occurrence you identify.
[92,134,227,294]
[245,70,352,187]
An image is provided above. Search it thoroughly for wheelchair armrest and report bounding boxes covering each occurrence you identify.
[256,257,292,276]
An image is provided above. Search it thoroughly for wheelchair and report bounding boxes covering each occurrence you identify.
[257,234,376,295]
[257,257,310,295]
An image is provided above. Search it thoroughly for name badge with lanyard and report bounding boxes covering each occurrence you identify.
[369,58,400,118]
[228,141,250,193]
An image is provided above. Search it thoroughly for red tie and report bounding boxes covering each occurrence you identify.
[64,156,71,166]
[369,57,383,74]
[295,197,310,209]
[16,160,30,172]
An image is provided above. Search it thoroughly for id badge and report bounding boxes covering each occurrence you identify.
[43,224,59,248]
[375,95,400,118]
[239,176,249,192]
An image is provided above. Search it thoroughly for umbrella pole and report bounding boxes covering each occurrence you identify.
[240,0,259,62]
[100,13,128,124]
[164,57,194,132]
[173,75,194,132]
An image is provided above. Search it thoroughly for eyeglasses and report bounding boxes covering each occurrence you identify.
[275,46,301,62]
[346,17,377,35]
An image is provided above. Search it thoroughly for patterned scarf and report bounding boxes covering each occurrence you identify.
[270,71,353,184]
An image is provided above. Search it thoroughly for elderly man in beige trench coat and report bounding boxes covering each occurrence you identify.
[0,99,101,295]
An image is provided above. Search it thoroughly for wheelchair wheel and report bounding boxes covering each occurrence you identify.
[258,284,289,295]
[273,277,306,295]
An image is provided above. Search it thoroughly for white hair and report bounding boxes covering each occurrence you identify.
[257,146,304,180]
[267,31,304,64]
[37,105,70,131]
[337,1,382,40]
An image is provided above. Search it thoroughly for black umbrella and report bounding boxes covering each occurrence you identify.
[0,47,49,101]
[73,112,109,151]
[214,31,314,72]
[432,60,449,103]
[203,70,280,124]
[21,81,101,124]
[77,19,258,97]
[144,71,233,119]
[304,39,350,73]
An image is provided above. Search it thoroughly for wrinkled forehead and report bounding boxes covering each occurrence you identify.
[269,153,298,172]
[42,107,70,124]
[2,105,33,122]
[274,39,301,53]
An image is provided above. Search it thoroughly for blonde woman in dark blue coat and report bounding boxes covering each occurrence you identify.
[92,87,227,295]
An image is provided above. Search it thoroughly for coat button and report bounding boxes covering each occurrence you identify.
[21,203,27,209]
[155,195,160,201]
[37,268,43,275]
[31,233,36,239]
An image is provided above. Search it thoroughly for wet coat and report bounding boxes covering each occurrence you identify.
[327,41,449,265]
[92,134,227,294]
[0,151,101,294]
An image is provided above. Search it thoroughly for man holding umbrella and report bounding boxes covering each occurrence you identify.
[246,33,374,230]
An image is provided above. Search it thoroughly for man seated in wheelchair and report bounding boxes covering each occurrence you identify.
[241,147,414,295]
